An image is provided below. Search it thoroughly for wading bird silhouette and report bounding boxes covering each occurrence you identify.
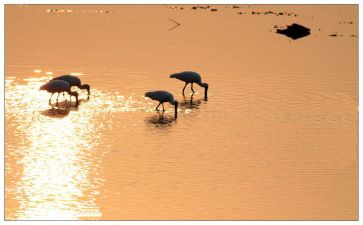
[145,90,179,118]
[169,71,209,100]
[40,80,79,107]
[52,75,90,99]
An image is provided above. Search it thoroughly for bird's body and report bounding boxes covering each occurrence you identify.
[52,75,90,97]
[40,80,79,106]
[170,71,209,100]
[145,90,178,118]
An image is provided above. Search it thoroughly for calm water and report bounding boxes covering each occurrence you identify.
[5,5,358,220]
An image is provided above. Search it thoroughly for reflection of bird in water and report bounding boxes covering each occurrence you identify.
[180,93,202,109]
[52,75,90,99]
[145,90,178,118]
[40,107,70,118]
[39,80,79,107]
[146,111,175,126]
[170,71,209,100]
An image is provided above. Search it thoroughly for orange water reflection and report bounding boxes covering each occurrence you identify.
[5,77,148,220]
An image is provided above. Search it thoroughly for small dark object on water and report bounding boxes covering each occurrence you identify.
[278,12,284,15]
[211,8,217,12]
[329,34,338,37]
[233,6,240,8]
[192,6,197,10]
[276,23,311,40]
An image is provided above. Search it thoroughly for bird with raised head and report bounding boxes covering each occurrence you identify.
[145,90,178,118]
[52,75,90,98]
[169,71,209,100]
[40,80,79,107]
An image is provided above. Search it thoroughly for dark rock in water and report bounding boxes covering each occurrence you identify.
[211,8,217,12]
[192,6,197,10]
[276,23,311,40]
[329,34,338,37]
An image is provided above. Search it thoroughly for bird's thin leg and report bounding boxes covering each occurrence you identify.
[182,83,188,95]
[49,93,54,105]
[56,93,60,106]
[162,103,165,111]
[191,83,195,93]
[63,92,67,102]
[156,102,161,111]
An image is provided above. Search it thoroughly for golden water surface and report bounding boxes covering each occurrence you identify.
[5,5,358,220]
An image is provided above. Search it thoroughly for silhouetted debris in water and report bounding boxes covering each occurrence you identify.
[329,34,338,37]
[351,34,358,38]
[167,6,184,10]
[190,5,210,10]
[276,23,311,40]
[168,18,180,31]
[249,10,297,17]
[211,8,218,12]
[340,21,354,24]
[233,6,240,9]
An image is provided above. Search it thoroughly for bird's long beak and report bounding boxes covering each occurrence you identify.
[204,87,208,101]
[174,103,178,119]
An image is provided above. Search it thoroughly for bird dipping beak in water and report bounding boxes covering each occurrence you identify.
[39,80,79,107]
[173,100,179,118]
[169,71,209,101]
[145,90,178,119]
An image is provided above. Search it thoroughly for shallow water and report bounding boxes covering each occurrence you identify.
[5,5,358,220]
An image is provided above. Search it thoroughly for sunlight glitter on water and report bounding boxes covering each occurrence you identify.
[5,77,154,219]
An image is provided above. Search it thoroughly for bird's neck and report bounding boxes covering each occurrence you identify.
[196,82,204,87]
